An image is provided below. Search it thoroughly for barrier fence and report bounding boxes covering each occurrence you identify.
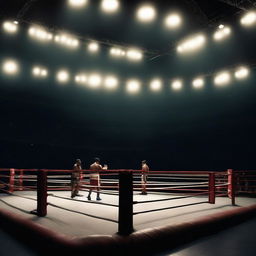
[1,168,255,235]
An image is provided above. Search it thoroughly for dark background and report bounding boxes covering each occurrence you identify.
[0,0,255,170]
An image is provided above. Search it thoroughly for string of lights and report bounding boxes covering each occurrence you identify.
[1,19,149,63]
[1,3,255,96]
[1,57,254,94]
[2,8,255,64]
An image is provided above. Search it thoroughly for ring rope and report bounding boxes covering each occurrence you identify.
[133,201,209,215]
[133,191,209,205]
[0,180,35,191]
[80,188,119,196]
[136,184,210,190]
[0,188,37,201]
[146,176,209,180]
[133,182,209,186]
[0,198,33,214]
[47,202,118,223]
[48,193,118,207]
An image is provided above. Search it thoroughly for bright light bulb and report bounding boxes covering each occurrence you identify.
[32,67,41,76]
[240,11,256,27]
[214,71,231,86]
[150,79,162,91]
[164,13,182,29]
[88,73,102,87]
[213,25,231,41]
[177,34,206,54]
[171,79,183,90]
[28,26,53,42]
[57,70,70,83]
[75,73,87,84]
[32,66,48,78]
[68,0,88,8]
[192,78,204,89]
[104,76,118,89]
[75,75,81,82]
[126,48,143,61]
[101,0,119,13]
[88,42,99,53]
[235,67,250,80]
[41,69,48,77]
[110,47,126,57]
[136,5,156,23]
[2,21,18,34]
[126,79,141,93]
[2,59,19,75]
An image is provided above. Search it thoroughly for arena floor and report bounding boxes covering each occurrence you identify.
[0,191,255,237]
[0,191,256,256]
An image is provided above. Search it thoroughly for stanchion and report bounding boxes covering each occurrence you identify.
[208,172,215,204]
[228,169,236,205]
[31,170,47,217]
[18,170,24,191]
[118,171,134,235]
[9,168,15,193]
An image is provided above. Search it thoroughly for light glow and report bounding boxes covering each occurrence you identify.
[126,48,143,61]
[214,71,231,86]
[126,79,141,93]
[88,73,102,87]
[68,0,88,8]
[177,34,206,54]
[32,66,48,78]
[240,11,256,27]
[234,66,250,80]
[56,70,70,83]
[88,42,99,53]
[213,25,231,41]
[171,79,183,90]
[75,73,88,85]
[164,13,182,29]
[104,76,118,89]
[2,59,19,75]
[192,77,204,89]
[101,0,119,13]
[110,47,126,57]
[150,79,162,91]
[136,5,156,23]
[2,21,18,34]
[54,34,79,48]
[28,26,53,42]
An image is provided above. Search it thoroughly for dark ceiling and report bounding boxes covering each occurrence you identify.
[0,0,256,170]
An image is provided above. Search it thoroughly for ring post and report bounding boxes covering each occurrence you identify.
[228,169,236,205]
[36,169,48,217]
[118,170,134,235]
[18,170,24,191]
[208,172,215,204]
[9,168,15,193]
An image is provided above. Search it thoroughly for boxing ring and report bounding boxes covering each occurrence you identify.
[0,168,256,255]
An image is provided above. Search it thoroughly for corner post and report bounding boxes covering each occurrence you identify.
[31,169,47,216]
[118,170,134,235]
[208,172,215,204]
[228,169,235,205]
